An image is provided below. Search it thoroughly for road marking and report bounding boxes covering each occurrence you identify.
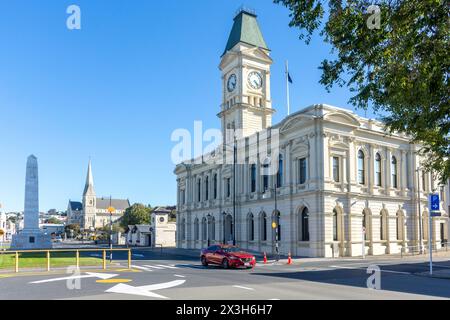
[29,272,118,284]
[330,265,411,275]
[156,264,179,269]
[116,268,141,272]
[268,298,280,300]
[174,274,185,278]
[232,285,254,291]
[106,279,186,299]
[132,265,153,272]
[96,279,132,283]
[142,265,164,269]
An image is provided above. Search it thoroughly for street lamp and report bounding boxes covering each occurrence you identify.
[107,196,115,263]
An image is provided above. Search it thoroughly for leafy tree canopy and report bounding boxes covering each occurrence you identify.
[120,203,151,229]
[274,0,449,183]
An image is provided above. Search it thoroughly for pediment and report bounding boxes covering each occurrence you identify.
[324,111,361,127]
[241,47,272,63]
[279,114,314,134]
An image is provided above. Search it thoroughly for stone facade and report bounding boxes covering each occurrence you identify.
[174,10,450,258]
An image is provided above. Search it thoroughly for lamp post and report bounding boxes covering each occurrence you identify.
[107,197,115,263]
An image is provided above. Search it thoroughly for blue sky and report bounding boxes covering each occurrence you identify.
[0,0,378,212]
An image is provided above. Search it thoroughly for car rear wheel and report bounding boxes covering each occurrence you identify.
[222,258,229,269]
[201,256,208,267]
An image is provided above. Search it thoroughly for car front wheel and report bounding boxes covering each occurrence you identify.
[222,258,229,269]
[201,256,208,267]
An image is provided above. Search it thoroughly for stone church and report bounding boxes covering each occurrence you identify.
[67,160,130,229]
[174,9,449,257]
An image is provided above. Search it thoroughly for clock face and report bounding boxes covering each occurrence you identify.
[227,74,237,92]
[248,71,263,89]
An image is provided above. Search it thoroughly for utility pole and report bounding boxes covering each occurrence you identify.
[233,135,237,246]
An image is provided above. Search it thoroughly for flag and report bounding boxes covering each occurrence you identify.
[287,72,293,84]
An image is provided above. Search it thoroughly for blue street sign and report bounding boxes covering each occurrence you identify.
[429,194,440,212]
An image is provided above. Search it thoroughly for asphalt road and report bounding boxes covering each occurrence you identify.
[1,249,450,300]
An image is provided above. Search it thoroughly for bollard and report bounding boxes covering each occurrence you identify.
[46,251,50,272]
[128,249,131,269]
[15,252,19,273]
[76,250,80,268]
[102,250,106,270]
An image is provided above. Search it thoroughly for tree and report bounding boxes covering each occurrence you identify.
[65,224,80,237]
[46,217,63,224]
[274,0,449,182]
[120,203,151,229]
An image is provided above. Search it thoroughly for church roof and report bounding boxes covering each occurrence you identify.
[69,201,82,211]
[96,198,130,210]
[223,9,269,56]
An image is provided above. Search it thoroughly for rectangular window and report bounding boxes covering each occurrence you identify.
[332,157,340,182]
[299,158,307,184]
[226,178,231,198]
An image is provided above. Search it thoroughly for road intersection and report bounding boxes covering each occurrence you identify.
[1,249,450,300]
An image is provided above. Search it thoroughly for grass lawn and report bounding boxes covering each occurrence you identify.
[0,251,105,270]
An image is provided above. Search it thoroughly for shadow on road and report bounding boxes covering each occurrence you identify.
[251,260,450,299]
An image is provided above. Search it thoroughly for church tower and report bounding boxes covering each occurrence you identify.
[218,9,275,142]
[82,160,96,229]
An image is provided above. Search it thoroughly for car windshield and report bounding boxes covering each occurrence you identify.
[221,247,241,253]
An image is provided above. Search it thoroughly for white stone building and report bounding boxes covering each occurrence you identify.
[67,160,130,229]
[174,9,449,258]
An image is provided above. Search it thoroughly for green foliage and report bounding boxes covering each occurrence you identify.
[275,0,449,182]
[46,217,63,224]
[120,203,151,229]
[64,224,80,236]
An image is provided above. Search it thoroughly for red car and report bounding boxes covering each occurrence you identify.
[200,244,256,269]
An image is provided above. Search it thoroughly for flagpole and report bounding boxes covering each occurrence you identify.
[285,60,290,116]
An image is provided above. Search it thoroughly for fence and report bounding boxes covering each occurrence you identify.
[0,248,131,273]
[400,242,448,258]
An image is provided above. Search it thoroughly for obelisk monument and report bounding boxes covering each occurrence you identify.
[11,155,52,249]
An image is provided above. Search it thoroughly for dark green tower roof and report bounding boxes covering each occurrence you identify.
[223,9,269,56]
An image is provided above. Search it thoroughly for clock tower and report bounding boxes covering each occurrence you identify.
[218,9,275,142]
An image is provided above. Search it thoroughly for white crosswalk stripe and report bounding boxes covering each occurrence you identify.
[155,264,179,269]
[142,265,164,269]
[132,265,154,272]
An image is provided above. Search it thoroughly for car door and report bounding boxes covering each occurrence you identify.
[204,245,216,263]
[212,246,224,264]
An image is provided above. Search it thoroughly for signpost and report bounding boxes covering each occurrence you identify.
[428,193,440,275]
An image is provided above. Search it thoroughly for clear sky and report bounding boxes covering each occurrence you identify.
[0,0,378,213]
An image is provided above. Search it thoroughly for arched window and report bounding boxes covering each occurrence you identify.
[205,176,209,201]
[202,217,207,240]
[332,209,339,241]
[301,207,310,241]
[358,150,365,184]
[391,156,398,188]
[210,217,215,240]
[276,154,283,188]
[194,218,199,241]
[197,179,201,202]
[248,213,254,241]
[375,153,382,186]
[362,209,371,241]
[250,164,256,193]
[260,212,267,241]
[213,174,217,199]
[262,159,270,192]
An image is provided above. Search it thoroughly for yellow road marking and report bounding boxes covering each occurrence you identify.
[96,279,132,284]
[117,268,141,272]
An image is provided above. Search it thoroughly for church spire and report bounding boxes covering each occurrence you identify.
[83,160,95,196]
